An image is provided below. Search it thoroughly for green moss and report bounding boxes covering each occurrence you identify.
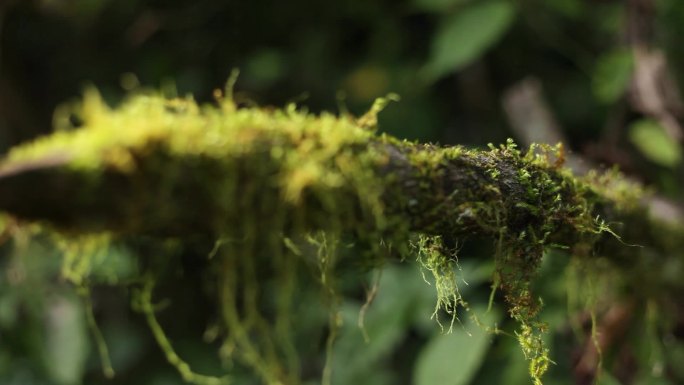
[414,234,469,331]
[0,84,654,385]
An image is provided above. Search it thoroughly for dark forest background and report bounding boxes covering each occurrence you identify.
[1,1,684,384]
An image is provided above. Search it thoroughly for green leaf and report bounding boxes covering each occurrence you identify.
[332,266,419,384]
[592,48,634,104]
[412,0,467,13]
[628,119,682,167]
[423,1,516,81]
[245,49,287,88]
[413,307,500,385]
[545,0,583,18]
[88,244,137,284]
[44,295,89,385]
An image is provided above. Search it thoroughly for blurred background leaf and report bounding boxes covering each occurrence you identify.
[422,1,516,82]
[592,48,633,104]
[628,119,682,167]
[412,0,466,13]
[413,307,500,385]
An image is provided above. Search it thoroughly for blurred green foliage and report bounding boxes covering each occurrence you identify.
[629,119,682,167]
[591,48,633,104]
[422,0,516,81]
[2,0,684,384]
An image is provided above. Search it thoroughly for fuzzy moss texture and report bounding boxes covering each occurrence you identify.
[0,82,680,385]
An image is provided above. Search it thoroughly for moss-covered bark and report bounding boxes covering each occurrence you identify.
[0,89,682,385]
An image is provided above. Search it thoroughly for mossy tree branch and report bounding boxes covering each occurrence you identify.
[0,90,682,385]
[0,121,679,257]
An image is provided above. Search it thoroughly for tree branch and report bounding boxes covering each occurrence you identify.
[0,93,680,255]
[2,91,684,385]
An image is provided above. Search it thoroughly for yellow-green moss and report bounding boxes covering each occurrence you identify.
[0,84,658,385]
